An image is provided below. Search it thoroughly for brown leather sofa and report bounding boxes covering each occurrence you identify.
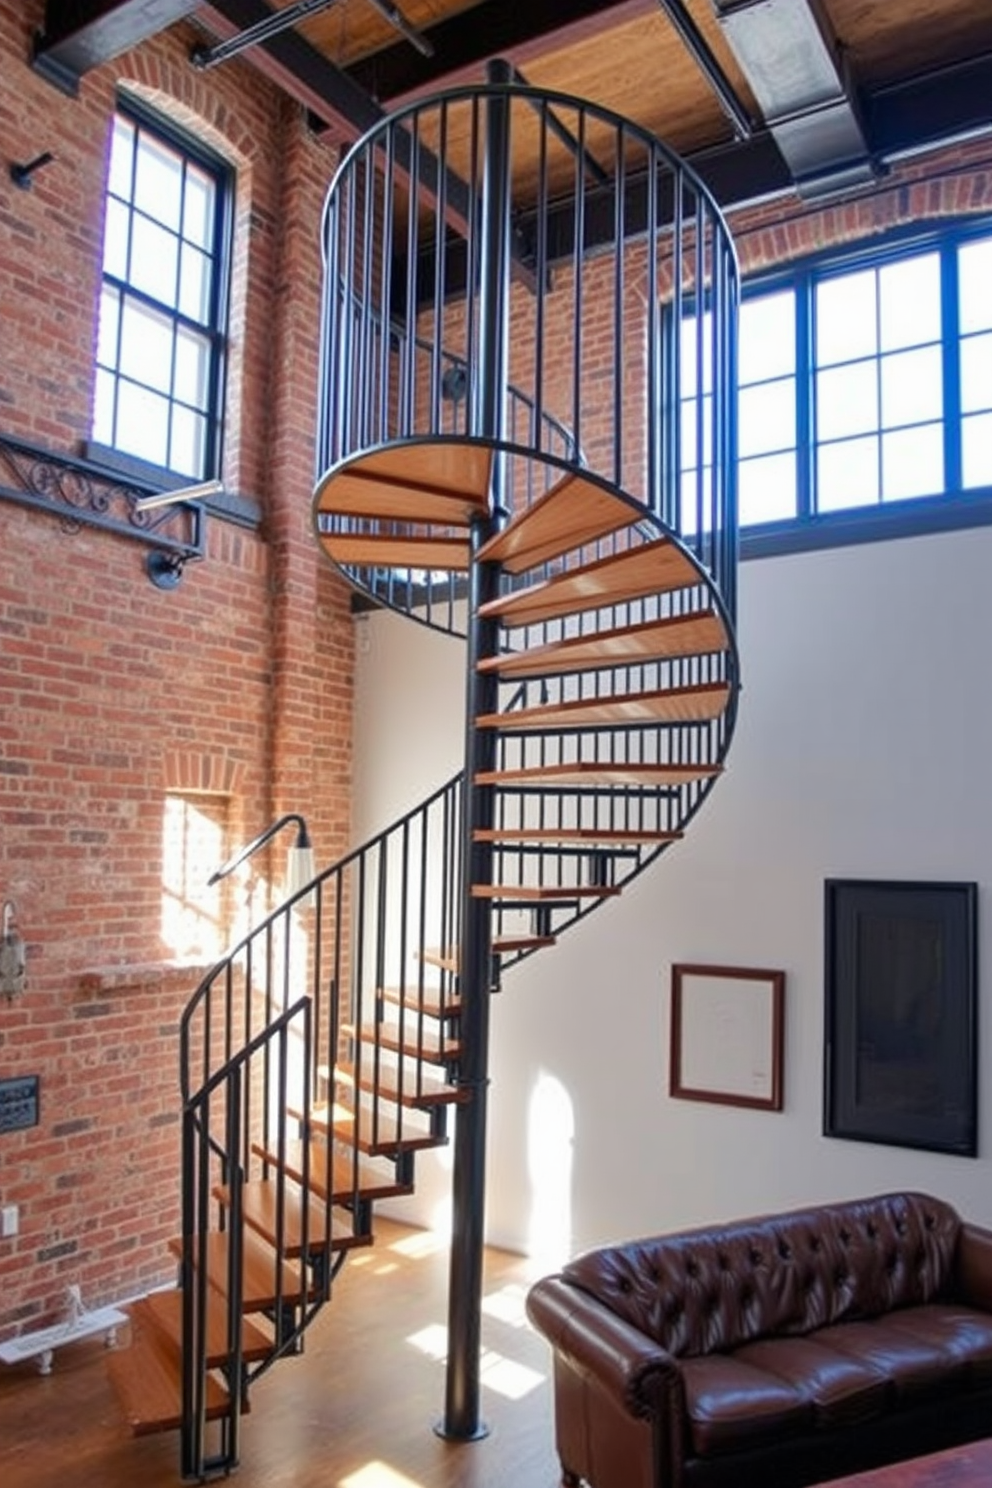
[526,1192,992,1488]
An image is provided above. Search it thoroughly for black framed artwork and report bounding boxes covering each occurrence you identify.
[824,879,978,1157]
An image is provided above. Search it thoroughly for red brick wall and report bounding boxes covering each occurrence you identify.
[0,2,354,1329]
[2,0,990,1337]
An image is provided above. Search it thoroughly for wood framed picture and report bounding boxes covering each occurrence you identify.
[669,964,785,1111]
[824,879,978,1157]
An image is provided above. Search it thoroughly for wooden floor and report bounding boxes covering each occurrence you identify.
[0,1220,561,1488]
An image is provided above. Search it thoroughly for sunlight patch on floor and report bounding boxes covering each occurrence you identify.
[339,1462,426,1488]
[406,1323,546,1398]
[479,1348,545,1400]
[481,1283,530,1328]
[406,1321,449,1361]
[389,1228,447,1259]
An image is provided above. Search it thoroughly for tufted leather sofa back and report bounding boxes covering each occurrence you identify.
[562,1192,960,1359]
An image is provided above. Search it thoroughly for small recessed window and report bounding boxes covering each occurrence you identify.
[93,102,231,480]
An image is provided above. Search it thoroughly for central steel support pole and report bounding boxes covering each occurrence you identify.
[438,58,513,1443]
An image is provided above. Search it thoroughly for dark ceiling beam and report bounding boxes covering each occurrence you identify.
[712,0,876,199]
[196,0,536,290]
[197,0,383,140]
[32,0,200,94]
[402,48,992,306]
[346,0,657,103]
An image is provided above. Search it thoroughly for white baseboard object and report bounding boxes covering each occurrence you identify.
[0,1304,128,1375]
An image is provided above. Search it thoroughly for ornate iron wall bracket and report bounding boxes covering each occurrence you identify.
[0,434,205,588]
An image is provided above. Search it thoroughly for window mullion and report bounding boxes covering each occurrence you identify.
[796,272,814,521]
[941,240,963,495]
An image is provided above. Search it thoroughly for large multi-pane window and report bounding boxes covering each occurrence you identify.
[93,102,231,480]
[681,223,992,544]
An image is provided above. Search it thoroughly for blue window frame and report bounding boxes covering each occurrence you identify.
[92,100,232,481]
[682,220,992,556]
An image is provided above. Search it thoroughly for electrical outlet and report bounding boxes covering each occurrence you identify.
[1,1204,18,1238]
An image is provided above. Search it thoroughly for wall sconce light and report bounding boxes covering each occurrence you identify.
[9,151,55,190]
[1,902,27,1001]
[208,814,315,905]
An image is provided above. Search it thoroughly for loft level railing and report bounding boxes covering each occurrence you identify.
[315,80,739,623]
[315,302,578,635]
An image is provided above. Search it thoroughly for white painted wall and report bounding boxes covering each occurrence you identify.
[353,526,992,1260]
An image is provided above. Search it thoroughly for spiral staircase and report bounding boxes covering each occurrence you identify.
[106,74,740,1480]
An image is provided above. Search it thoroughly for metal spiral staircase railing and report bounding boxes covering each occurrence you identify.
[106,71,739,1481]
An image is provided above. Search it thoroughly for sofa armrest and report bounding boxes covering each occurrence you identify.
[955,1223,992,1310]
[527,1274,681,1419]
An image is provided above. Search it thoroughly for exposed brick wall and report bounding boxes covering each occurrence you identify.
[2,0,990,1340]
[0,2,355,1330]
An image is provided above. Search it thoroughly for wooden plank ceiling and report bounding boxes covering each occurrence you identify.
[31,0,992,205]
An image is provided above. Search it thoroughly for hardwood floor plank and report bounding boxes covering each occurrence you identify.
[0,1219,561,1488]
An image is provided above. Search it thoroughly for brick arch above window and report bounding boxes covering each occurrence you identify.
[163,751,245,797]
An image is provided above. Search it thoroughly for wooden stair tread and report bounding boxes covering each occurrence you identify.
[419,936,556,967]
[318,532,470,570]
[479,681,731,730]
[380,984,461,1021]
[475,827,683,845]
[476,761,721,787]
[344,1019,461,1063]
[328,1059,467,1108]
[470,884,618,900]
[418,947,460,973]
[477,609,728,678]
[305,1099,444,1156]
[476,472,633,573]
[479,538,702,625]
[314,443,493,525]
[493,933,556,953]
[166,1228,313,1313]
[134,1290,271,1368]
[251,1138,414,1204]
[215,1180,371,1256]
[107,1326,234,1436]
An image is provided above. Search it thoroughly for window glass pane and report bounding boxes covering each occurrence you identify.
[882,425,943,500]
[963,412,992,488]
[816,361,878,440]
[102,197,130,281]
[130,215,179,305]
[115,380,170,466]
[880,345,942,428]
[879,253,940,350]
[179,243,212,324]
[93,106,227,479]
[119,299,173,394]
[680,467,712,536]
[738,379,794,458]
[681,394,712,469]
[680,311,712,395]
[107,115,135,200]
[174,327,211,410]
[817,436,879,510]
[134,131,183,231]
[95,286,120,369]
[961,333,992,414]
[816,269,877,366]
[739,452,797,525]
[92,368,116,445]
[183,165,216,250]
[739,290,795,384]
[959,240,992,334]
[169,405,207,478]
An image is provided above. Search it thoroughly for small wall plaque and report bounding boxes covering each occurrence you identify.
[0,1076,39,1133]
